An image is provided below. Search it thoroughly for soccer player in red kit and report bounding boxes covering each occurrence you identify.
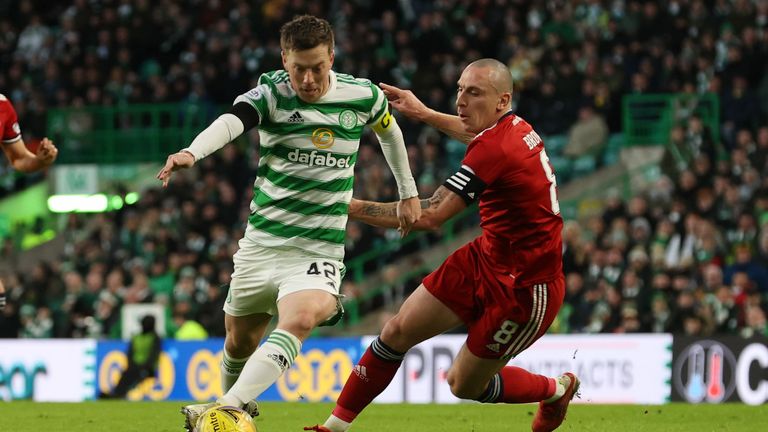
[0,94,57,173]
[306,59,578,432]
[0,93,58,309]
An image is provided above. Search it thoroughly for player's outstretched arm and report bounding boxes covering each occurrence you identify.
[379,83,475,145]
[156,111,250,187]
[349,186,466,232]
[1,137,58,173]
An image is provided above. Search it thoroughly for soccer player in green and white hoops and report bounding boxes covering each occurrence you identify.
[156,15,421,431]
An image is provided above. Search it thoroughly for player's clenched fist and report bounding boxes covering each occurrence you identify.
[156,150,195,187]
[35,138,58,166]
[396,196,422,238]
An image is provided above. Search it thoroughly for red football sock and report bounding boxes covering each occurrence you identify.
[498,366,555,403]
[332,338,404,422]
[478,366,555,404]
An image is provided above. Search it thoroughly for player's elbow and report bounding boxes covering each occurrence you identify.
[417,212,446,231]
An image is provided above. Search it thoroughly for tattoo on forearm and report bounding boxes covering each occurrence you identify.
[428,187,449,208]
[362,202,397,217]
[420,199,430,209]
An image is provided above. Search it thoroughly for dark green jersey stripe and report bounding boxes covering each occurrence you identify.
[254,189,349,216]
[368,96,389,124]
[249,212,345,244]
[257,164,354,193]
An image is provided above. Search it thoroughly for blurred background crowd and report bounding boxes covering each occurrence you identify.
[0,0,767,339]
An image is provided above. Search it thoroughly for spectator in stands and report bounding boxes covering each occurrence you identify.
[563,104,608,160]
[172,301,209,341]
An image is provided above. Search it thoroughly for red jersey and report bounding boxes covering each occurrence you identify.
[0,94,22,144]
[458,112,563,285]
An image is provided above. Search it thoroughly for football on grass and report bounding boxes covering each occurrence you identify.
[196,406,257,432]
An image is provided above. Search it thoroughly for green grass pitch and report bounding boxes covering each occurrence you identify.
[1,401,764,431]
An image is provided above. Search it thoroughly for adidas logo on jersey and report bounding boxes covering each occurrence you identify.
[486,343,500,353]
[287,111,304,123]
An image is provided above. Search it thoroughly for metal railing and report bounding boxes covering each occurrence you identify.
[46,103,222,164]
[622,93,723,162]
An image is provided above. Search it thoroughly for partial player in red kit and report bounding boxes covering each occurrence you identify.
[0,94,57,173]
[0,94,58,310]
[306,59,578,432]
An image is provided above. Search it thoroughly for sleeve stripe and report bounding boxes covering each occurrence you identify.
[442,165,487,204]
[449,174,468,186]
[446,178,464,190]
[2,135,21,143]
[455,172,471,182]
[461,164,475,174]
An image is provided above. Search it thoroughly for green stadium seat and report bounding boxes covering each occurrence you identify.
[550,156,573,183]
[572,154,597,176]
[603,133,624,166]
[544,135,568,157]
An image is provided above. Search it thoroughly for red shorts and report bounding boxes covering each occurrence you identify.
[423,238,564,360]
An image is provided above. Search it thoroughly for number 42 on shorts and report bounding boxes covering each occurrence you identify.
[306,261,338,290]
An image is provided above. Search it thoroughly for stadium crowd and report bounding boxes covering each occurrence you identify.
[0,0,767,339]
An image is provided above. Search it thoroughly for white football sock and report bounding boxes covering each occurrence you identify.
[543,376,567,403]
[221,349,250,393]
[324,414,352,432]
[219,329,301,406]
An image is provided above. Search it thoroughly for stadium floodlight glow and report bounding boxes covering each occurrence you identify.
[110,195,124,210]
[125,192,139,205]
[48,192,140,213]
[48,194,109,213]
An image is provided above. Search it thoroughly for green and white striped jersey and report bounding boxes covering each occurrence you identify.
[234,69,391,260]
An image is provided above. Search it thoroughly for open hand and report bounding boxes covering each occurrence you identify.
[156,151,195,187]
[379,83,430,121]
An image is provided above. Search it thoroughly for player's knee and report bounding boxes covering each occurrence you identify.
[225,332,257,358]
[279,310,318,338]
[380,315,412,350]
[446,370,484,400]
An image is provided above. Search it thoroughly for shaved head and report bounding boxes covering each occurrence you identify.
[456,58,514,132]
[467,58,514,95]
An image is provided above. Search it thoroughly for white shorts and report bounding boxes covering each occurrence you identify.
[223,235,344,317]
